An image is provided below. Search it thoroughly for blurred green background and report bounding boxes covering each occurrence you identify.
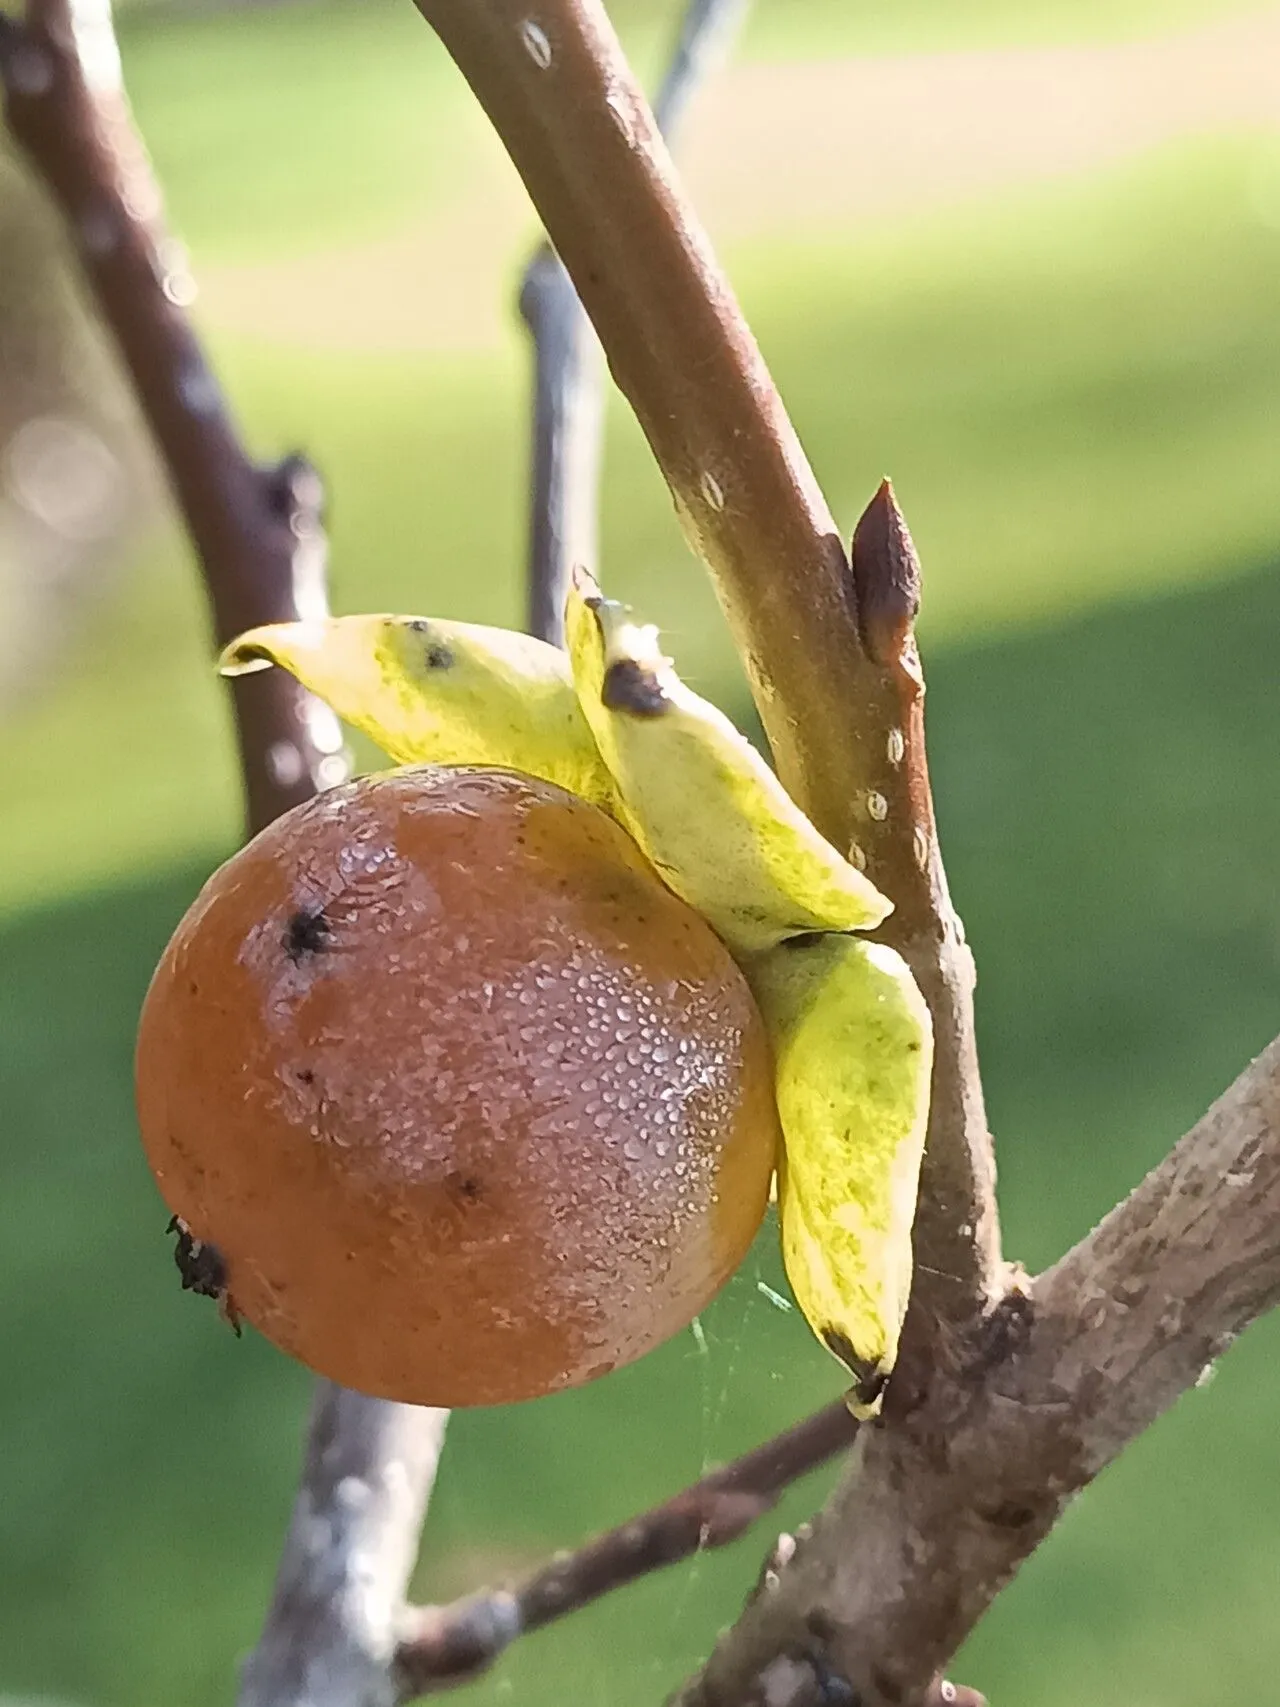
[3,0,1280,1702]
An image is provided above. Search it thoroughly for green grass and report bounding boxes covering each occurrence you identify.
[117,0,469,261]
[5,2,1280,1701]
[737,0,1264,56]
[112,0,1272,262]
[5,137,1279,916]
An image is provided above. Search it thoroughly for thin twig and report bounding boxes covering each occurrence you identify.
[394,1400,857,1696]
[0,8,450,1704]
[651,0,749,137]
[518,250,601,647]
[518,0,750,645]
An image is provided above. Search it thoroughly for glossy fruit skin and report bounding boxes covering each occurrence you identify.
[136,765,779,1407]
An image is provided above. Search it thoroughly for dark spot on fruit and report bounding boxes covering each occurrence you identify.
[188,980,199,996]
[602,658,669,717]
[284,905,332,963]
[446,1172,483,1203]
[296,1068,315,1086]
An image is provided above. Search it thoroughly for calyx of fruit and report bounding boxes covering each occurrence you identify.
[142,573,934,1416]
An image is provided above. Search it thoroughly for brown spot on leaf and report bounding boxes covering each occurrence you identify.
[601,658,669,717]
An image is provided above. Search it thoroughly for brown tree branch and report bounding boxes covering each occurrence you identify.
[678,1034,1280,1706]
[411,0,1000,1348]
[394,1400,857,1697]
[0,8,451,1704]
[412,0,896,853]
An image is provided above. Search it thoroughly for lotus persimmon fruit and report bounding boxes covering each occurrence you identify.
[135,765,780,1406]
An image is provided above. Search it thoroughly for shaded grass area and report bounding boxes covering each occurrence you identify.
[4,555,1279,1706]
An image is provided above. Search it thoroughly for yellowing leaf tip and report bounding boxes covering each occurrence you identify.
[218,641,274,677]
[217,622,315,679]
[570,563,602,601]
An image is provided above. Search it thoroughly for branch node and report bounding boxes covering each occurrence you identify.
[264,450,326,530]
[396,1590,522,1691]
[850,478,922,668]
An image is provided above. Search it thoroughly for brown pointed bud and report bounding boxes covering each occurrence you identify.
[850,478,922,665]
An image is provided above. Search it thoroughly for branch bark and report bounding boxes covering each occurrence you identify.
[678,1034,1280,1706]
[0,7,451,1703]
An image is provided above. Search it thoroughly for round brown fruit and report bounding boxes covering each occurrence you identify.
[136,765,779,1407]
